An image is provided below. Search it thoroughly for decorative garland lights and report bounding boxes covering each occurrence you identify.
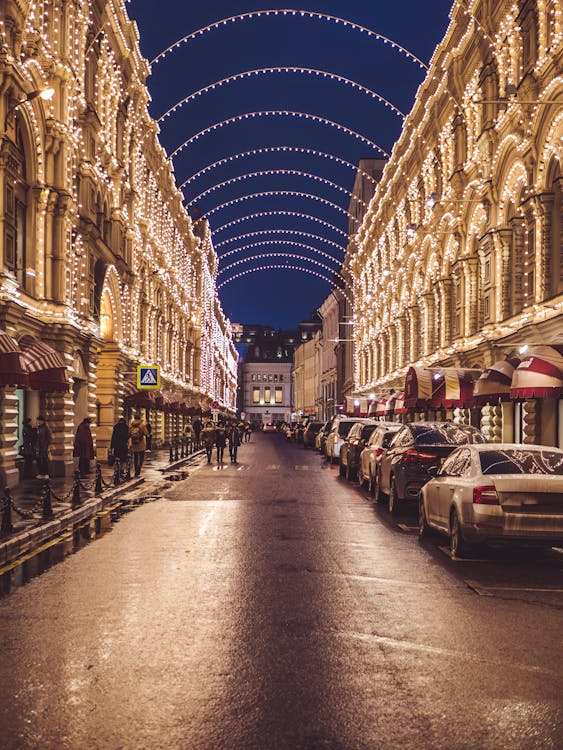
[216,240,342,267]
[213,212,350,240]
[215,230,345,255]
[204,191,352,221]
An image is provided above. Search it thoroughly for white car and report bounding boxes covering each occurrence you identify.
[419,443,563,557]
[325,417,374,464]
[358,422,402,496]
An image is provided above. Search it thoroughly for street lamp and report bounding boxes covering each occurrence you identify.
[4,86,55,129]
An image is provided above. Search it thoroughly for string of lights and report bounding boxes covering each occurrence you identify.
[212,211,350,240]
[150,9,429,70]
[216,239,342,266]
[214,230,345,255]
[181,147,381,190]
[185,169,364,207]
[168,110,390,161]
[217,253,344,284]
[157,67,406,124]
[204,190,352,221]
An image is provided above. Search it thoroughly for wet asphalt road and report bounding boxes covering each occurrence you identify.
[0,434,562,750]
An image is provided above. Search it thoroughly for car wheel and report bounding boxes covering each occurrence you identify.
[339,459,345,477]
[418,495,431,542]
[388,476,400,515]
[450,508,471,558]
[346,461,355,482]
[358,466,366,489]
[368,471,375,497]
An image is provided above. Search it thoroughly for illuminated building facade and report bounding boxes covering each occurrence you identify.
[0,0,236,486]
[348,0,563,448]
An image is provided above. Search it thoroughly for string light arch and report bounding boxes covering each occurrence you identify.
[186,169,364,207]
[216,239,343,266]
[213,211,349,240]
[217,253,345,286]
[204,190,352,221]
[215,230,345,255]
[150,9,429,70]
[169,110,390,161]
[158,67,406,124]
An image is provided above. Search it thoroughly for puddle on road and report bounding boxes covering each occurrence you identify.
[0,497,159,599]
[163,471,190,482]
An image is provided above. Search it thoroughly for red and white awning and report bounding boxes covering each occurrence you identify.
[20,339,69,392]
[510,345,563,399]
[394,392,407,414]
[0,330,28,387]
[474,358,520,405]
[345,396,370,416]
[405,367,481,409]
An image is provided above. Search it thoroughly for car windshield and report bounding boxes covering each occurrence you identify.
[412,424,485,446]
[479,449,563,475]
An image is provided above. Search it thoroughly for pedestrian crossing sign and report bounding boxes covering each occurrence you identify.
[137,365,160,390]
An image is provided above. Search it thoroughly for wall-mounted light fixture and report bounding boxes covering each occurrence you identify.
[4,86,55,129]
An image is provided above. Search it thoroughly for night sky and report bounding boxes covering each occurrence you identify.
[127,0,453,329]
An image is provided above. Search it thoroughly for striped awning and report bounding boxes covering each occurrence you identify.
[405,367,482,409]
[0,330,28,387]
[20,339,69,392]
[345,396,370,416]
[374,397,388,417]
[474,358,520,405]
[394,392,407,414]
[510,345,563,399]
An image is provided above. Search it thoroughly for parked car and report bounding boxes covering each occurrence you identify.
[339,422,379,481]
[358,422,402,496]
[419,444,563,557]
[326,417,374,464]
[315,421,332,453]
[303,421,323,449]
[263,422,277,433]
[379,421,486,514]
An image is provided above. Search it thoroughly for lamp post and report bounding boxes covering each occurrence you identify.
[4,86,55,130]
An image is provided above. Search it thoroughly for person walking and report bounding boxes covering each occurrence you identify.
[201,421,216,464]
[74,417,95,476]
[215,421,227,464]
[227,421,242,463]
[35,415,52,479]
[244,422,252,443]
[184,420,195,452]
[21,417,37,479]
[192,417,202,449]
[129,411,148,477]
[110,416,129,466]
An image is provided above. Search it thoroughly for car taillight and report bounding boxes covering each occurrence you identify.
[473,486,499,505]
[404,448,436,463]
[374,447,384,456]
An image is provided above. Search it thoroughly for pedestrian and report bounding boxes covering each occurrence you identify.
[110,416,129,465]
[184,420,195,452]
[192,417,202,448]
[21,417,37,479]
[215,421,227,464]
[129,411,148,477]
[245,422,252,443]
[35,415,52,479]
[74,417,95,476]
[201,420,216,464]
[227,420,242,463]
[145,421,152,452]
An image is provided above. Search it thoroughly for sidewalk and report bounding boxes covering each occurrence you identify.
[0,446,202,568]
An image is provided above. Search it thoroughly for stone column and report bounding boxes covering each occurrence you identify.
[0,387,20,487]
[522,400,540,444]
[480,404,503,442]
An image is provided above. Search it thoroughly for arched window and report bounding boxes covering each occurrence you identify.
[4,117,31,290]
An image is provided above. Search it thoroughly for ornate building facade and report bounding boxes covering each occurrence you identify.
[347,0,563,448]
[0,0,237,486]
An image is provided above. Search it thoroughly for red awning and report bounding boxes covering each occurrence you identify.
[510,345,563,399]
[405,367,481,409]
[0,330,28,387]
[394,392,407,414]
[20,339,69,392]
[374,397,388,416]
[125,390,156,409]
[474,358,520,405]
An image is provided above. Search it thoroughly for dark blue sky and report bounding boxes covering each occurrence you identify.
[127,0,453,329]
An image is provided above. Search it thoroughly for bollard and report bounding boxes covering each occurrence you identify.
[180,438,185,458]
[169,442,174,462]
[41,480,53,520]
[71,469,81,509]
[1,487,14,535]
[95,463,103,494]
[124,454,132,482]
[174,439,179,461]
[113,458,121,487]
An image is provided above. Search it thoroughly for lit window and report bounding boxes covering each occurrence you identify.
[275,386,283,404]
[253,387,260,404]
[264,387,271,403]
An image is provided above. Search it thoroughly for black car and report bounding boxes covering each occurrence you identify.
[379,422,486,514]
[303,421,323,449]
[339,422,379,481]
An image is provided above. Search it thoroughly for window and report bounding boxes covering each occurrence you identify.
[274,374,278,382]
[253,387,260,404]
[251,374,256,381]
[275,386,283,403]
[268,374,273,382]
[264,387,271,403]
[279,374,284,382]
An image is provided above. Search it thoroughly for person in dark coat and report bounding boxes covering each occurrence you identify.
[192,417,202,448]
[227,421,242,463]
[215,421,227,464]
[74,417,95,475]
[35,415,52,479]
[21,417,37,479]
[201,421,216,464]
[110,417,129,465]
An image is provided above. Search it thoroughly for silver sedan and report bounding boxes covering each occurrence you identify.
[419,443,563,557]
